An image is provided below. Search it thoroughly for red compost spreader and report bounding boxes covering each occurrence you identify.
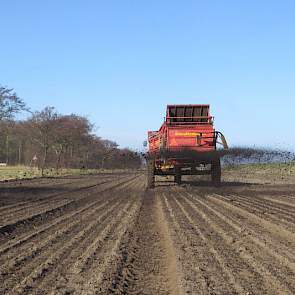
[146,104,228,188]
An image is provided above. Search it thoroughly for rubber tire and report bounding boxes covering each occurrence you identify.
[174,167,182,185]
[147,159,155,189]
[211,158,221,185]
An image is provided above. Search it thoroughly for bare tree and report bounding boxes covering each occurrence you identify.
[28,107,59,175]
[0,85,26,121]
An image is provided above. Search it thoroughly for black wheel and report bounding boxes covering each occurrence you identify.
[147,159,155,188]
[211,158,221,185]
[174,167,182,185]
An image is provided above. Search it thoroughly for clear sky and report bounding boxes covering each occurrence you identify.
[1,1,294,150]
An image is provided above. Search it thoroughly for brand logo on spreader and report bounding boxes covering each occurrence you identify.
[174,132,200,137]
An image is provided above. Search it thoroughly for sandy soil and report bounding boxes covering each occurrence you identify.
[0,170,294,294]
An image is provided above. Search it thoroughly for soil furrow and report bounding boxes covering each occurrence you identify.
[0,199,72,227]
[0,199,113,274]
[0,177,136,242]
[161,194,208,294]
[0,175,139,254]
[192,192,295,264]
[260,195,295,208]
[70,201,141,295]
[0,176,114,217]
[186,192,295,269]
[181,194,295,294]
[30,200,136,295]
[173,195,247,294]
[7,199,124,294]
[211,194,295,245]
[228,193,295,224]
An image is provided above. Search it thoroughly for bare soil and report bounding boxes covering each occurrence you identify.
[0,170,294,294]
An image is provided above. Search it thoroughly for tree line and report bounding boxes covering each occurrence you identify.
[0,85,142,172]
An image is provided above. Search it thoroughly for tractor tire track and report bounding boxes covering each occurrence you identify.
[104,190,182,295]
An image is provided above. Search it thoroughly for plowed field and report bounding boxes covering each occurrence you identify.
[0,172,294,294]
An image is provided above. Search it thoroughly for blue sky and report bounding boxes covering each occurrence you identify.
[1,1,295,150]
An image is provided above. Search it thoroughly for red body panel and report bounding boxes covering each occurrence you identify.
[148,105,215,155]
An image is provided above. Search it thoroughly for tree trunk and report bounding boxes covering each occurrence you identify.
[56,152,62,172]
[18,141,22,166]
[6,134,9,165]
[55,145,63,172]
[41,146,48,176]
[84,151,89,169]
[64,145,69,168]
